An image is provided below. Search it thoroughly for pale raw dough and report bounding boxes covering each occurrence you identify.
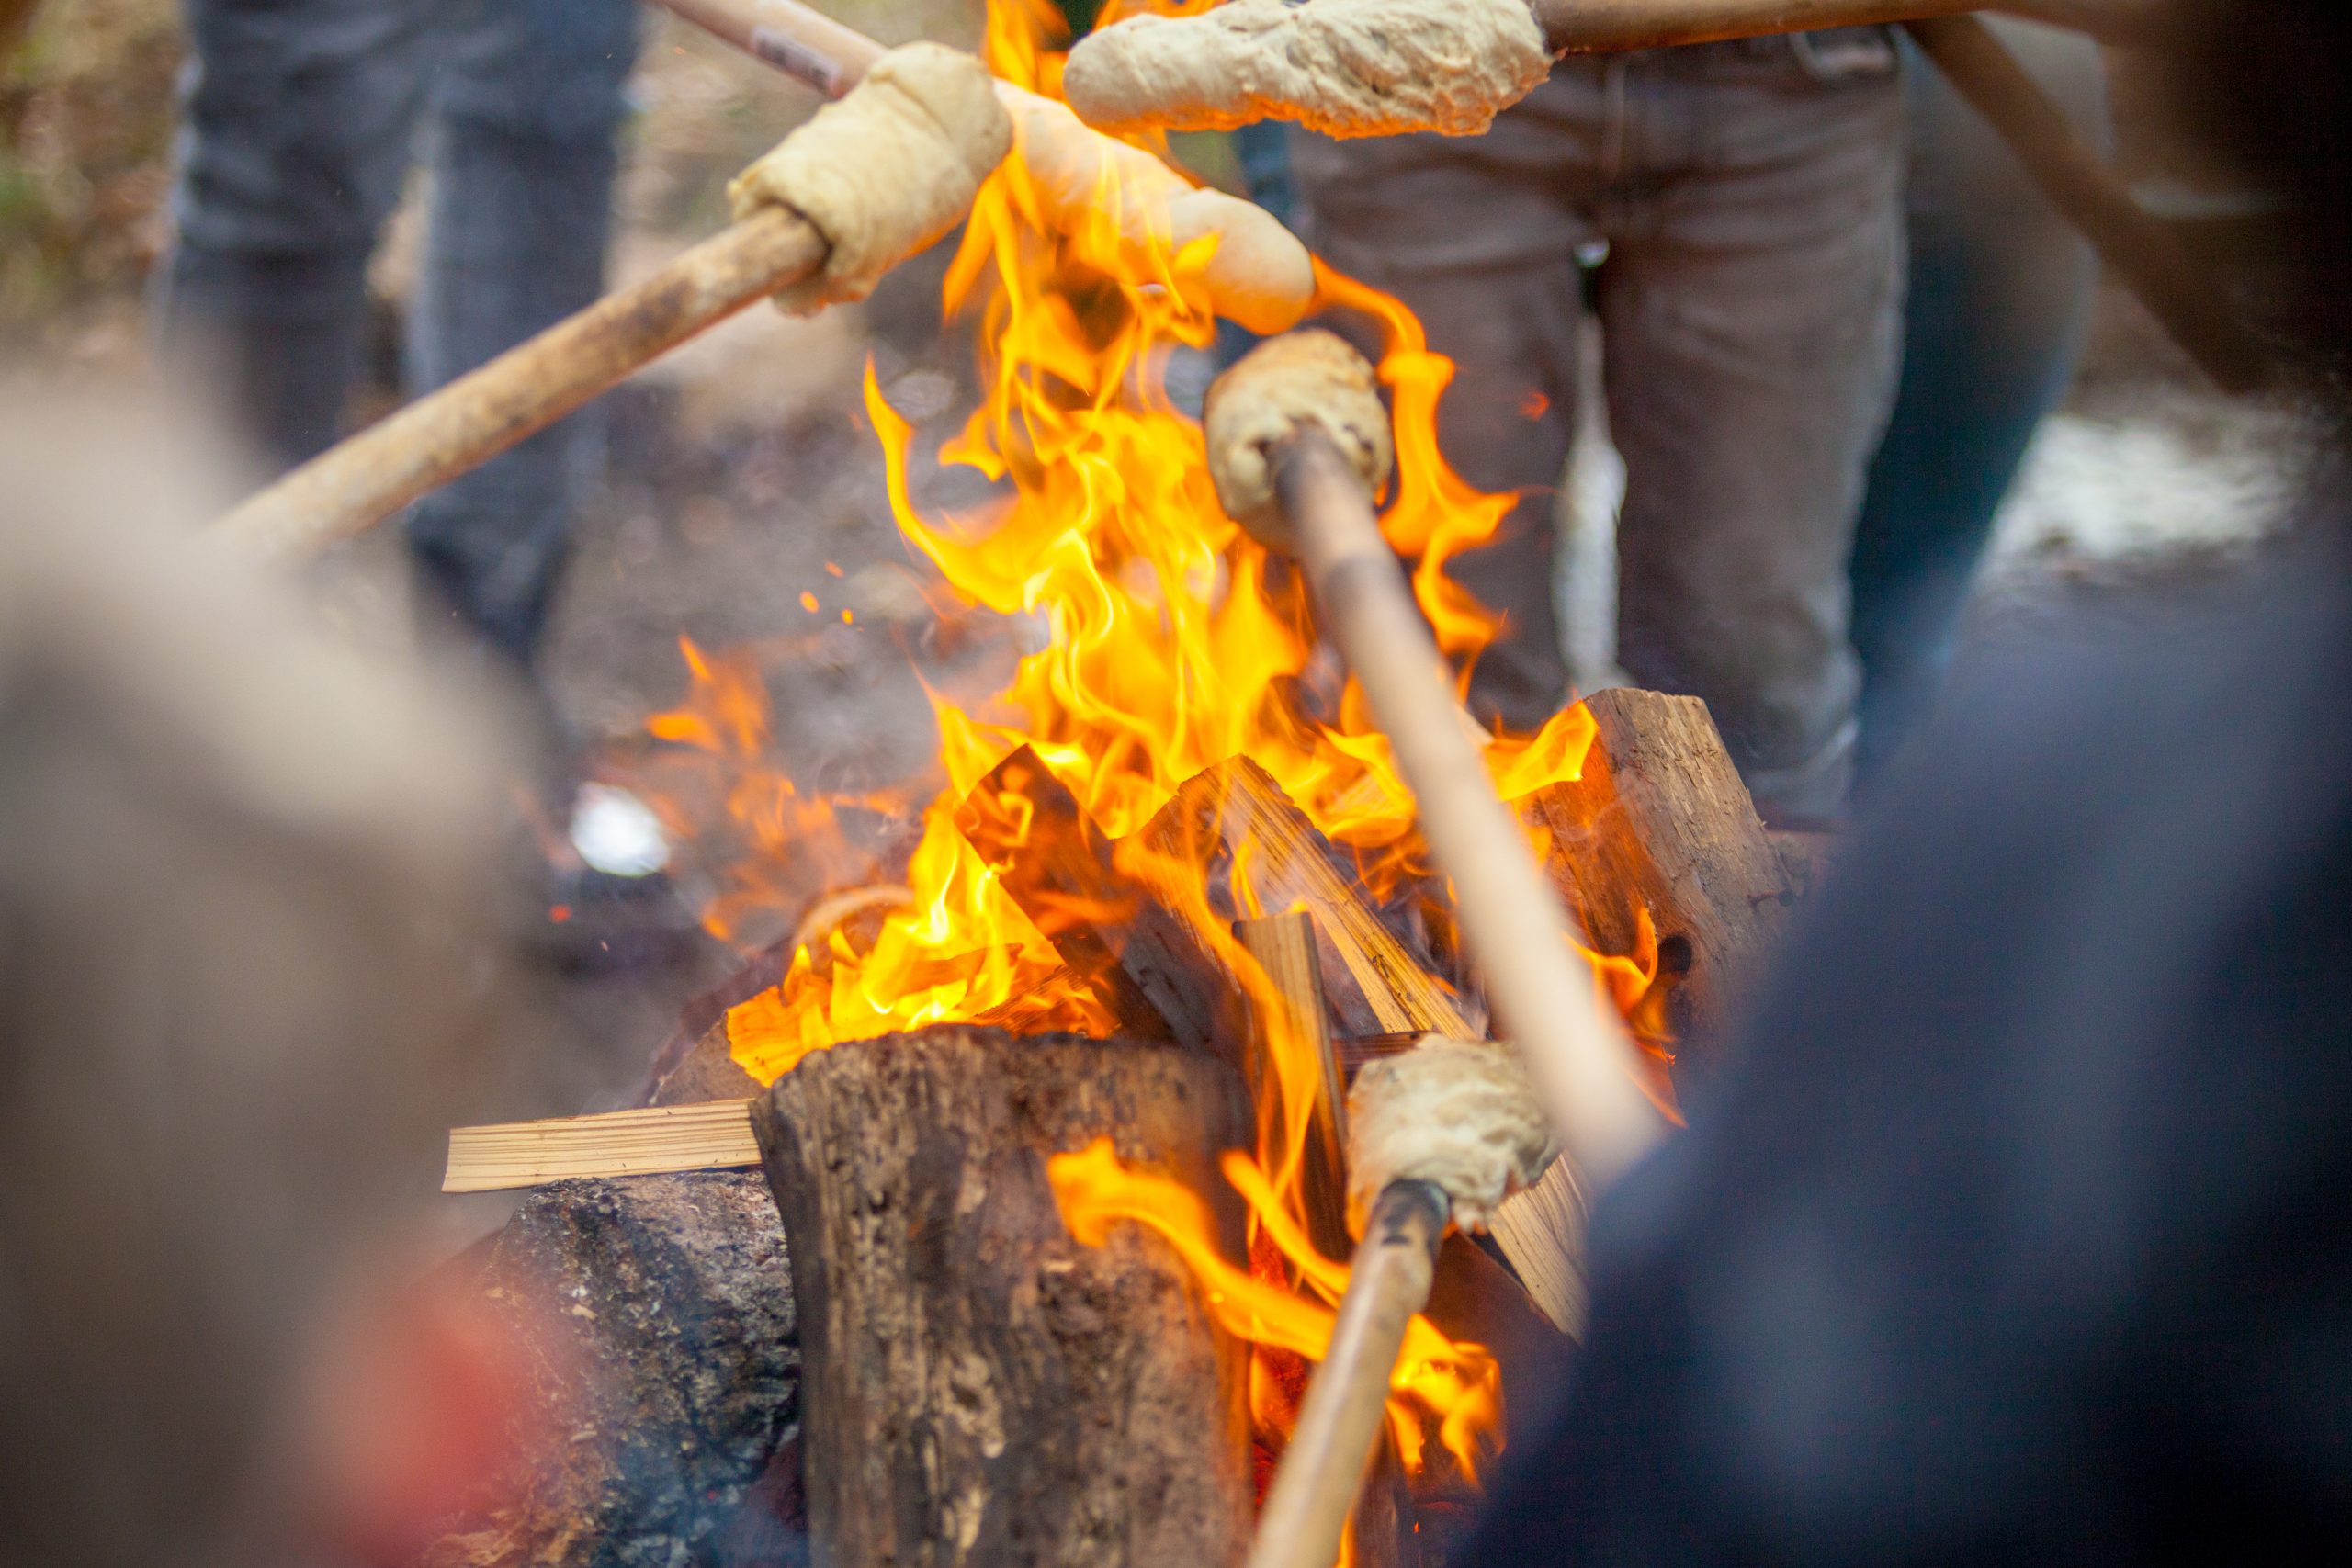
[1347,1035,1555,1233]
[1064,0,1550,140]
[1202,329,1393,549]
[1002,86,1313,335]
[729,42,1012,313]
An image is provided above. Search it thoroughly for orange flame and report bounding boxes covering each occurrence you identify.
[634,0,1682,1494]
[1049,1139,1502,1482]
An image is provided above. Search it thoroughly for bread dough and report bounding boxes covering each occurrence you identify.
[1202,329,1393,549]
[1347,1035,1555,1232]
[1003,85,1314,335]
[1064,0,1550,140]
[729,42,1012,313]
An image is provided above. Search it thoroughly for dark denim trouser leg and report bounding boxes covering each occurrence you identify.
[1298,39,1907,818]
[1849,21,2109,791]
[158,0,431,468]
[1600,45,1908,821]
[403,0,638,671]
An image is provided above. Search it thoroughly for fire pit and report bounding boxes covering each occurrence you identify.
[426,3,1807,1563]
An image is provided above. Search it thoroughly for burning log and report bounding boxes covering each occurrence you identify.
[1143,756,1477,1041]
[1518,686,1796,1072]
[963,744,1242,1057]
[753,1024,1256,1568]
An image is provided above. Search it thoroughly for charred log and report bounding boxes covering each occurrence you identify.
[422,1171,798,1568]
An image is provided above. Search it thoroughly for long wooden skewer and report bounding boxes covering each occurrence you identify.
[1902,13,2269,392]
[1523,0,2168,51]
[1250,1179,1447,1568]
[1233,417,1664,1568]
[216,208,826,559]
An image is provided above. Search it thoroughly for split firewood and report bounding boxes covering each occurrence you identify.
[420,1172,799,1568]
[1143,755,1479,1041]
[1519,687,1796,1076]
[1236,909,1352,1261]
[753,1024,1255,1568]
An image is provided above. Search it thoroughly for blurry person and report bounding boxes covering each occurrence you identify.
[0,400,548,1568]
[1848,19,2108,792]
[1462,1,2352,1560]
[154,0,684,951]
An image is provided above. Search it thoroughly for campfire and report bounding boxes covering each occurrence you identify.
[433,3,1806,1564]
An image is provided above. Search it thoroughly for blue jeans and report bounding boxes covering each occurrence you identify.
[1849,20,2109,789]
[159,0,639,670]
[1292,32,1909,821]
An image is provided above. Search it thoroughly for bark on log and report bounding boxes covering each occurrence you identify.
[755,1026,1256,1568]
[1519,688,1797,1081]
[423,1172,800,1568]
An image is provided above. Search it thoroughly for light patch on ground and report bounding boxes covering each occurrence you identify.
[1982,402,2310,581]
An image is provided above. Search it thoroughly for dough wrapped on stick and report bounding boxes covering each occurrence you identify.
[652,0,1317,333]
[1008,92,1316,336]
[1348,1035,1556,1233]
[729,40,1011,312]
[1064,0,1549,139]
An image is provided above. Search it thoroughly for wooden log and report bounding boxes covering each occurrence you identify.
[1518,687,1797,1081]
[961,745,1239,1060]
[754,1025,1255,1568]
[422,1171,800,1568]
[1235,910,1351,1261]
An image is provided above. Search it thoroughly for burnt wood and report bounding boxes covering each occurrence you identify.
[961,746,1236,1059]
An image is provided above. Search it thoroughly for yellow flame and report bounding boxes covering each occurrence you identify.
[634,0,1681,1488]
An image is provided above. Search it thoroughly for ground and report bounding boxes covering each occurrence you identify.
[0,5,2313,1146]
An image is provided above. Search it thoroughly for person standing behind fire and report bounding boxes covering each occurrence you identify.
[1062,6,1908,823]
[154,0,681,944]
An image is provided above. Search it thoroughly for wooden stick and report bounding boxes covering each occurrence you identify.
[1143,756,1476,1042]
[1526,0,2168,52]
[1238,909,1353,1260]
[655,0,885,91]
[443,1100,760,1193]
[1904,13,2270,393]
[1272,429,1665,1190]
[217,207,827,559]
[1246,1179,1447,1568]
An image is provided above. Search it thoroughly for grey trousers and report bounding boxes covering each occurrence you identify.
[1292,32,1908,820]
[159,0,639,670]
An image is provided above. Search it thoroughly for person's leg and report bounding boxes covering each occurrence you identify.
[1289,83,1599,733]
[404,0,639,671]
[1849,20,2108,789]
[1599,33,1908,823]
[156,0,429,469]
